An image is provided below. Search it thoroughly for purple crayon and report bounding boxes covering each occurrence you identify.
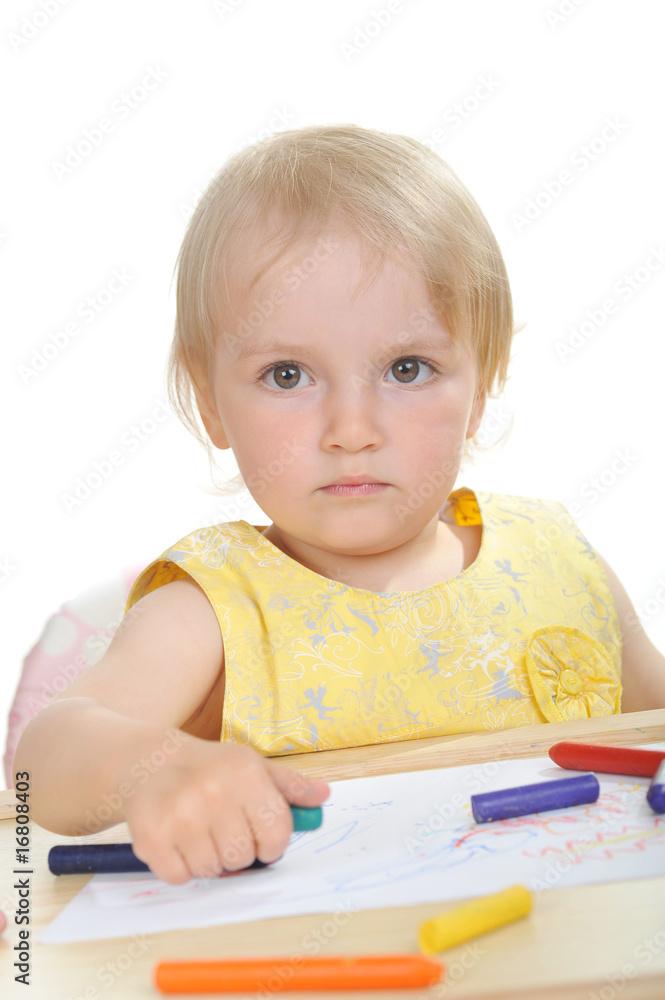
[647,760,665,814]
[471,773,600,823]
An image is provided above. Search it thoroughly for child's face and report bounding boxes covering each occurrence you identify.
[199,232,484,560]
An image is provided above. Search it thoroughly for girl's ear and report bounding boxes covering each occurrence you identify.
[466,384,486,440]
[195,387,231,450]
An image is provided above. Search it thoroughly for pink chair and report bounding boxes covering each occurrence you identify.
[4,565,144,787]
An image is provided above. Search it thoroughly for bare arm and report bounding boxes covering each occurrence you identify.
[14,578,224,832]
[13,577,329,881]
[595,552,665,712]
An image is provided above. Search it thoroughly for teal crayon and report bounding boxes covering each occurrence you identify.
[49,804,322,875]
[290,805,323,830]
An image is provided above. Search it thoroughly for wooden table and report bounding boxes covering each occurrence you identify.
[1,710,665,999]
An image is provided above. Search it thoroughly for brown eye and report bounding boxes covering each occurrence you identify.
[391,358,421,383]
[256,360,314,392]
[271,365,304,389]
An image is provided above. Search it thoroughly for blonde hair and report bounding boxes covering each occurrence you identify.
[168,123,516,491]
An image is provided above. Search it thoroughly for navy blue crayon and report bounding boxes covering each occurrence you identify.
[471,773,600,823]
[48,842,272,875]
[647,760,665,814]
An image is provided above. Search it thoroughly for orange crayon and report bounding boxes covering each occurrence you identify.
[154,954,445,992]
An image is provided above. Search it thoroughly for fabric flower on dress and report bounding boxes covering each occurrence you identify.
[525,625,621,722]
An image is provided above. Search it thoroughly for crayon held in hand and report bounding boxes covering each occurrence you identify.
[154,955,445,993]
[48,842,274,875]
[289,805,324,830]
[49,804,323,874]
[471,773,599,823]
[549,741,665,777]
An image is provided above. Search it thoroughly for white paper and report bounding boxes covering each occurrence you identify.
[39,744,665,943]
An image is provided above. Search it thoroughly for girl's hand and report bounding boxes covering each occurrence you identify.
[124,736,330,884]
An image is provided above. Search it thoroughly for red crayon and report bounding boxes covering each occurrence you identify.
[549,742,665,777]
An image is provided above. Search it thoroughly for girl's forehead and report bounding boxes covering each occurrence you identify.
[229,256,430,339]
[229,229,422,303]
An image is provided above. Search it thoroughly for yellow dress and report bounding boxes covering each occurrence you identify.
[125,488,622,755]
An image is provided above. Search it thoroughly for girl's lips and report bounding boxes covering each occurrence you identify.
[320,483,389,496]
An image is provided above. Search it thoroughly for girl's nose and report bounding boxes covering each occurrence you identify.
[319,384,383,452]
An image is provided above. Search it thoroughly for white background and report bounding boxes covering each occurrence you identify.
[2,0,664,766]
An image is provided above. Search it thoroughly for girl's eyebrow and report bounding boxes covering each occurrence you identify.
[235,331,456,363]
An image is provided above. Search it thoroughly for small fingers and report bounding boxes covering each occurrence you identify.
[181,834,228,879]
[132,835,192,885]
[134,820,271,883]
[214,821,261,872]
[134,833,232,883]
[127,748,322,884]
[266,761,331,808]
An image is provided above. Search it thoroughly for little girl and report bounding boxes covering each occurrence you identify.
[15,123,665,886]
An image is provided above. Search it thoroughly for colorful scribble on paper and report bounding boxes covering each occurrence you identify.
[39,745,665,944]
